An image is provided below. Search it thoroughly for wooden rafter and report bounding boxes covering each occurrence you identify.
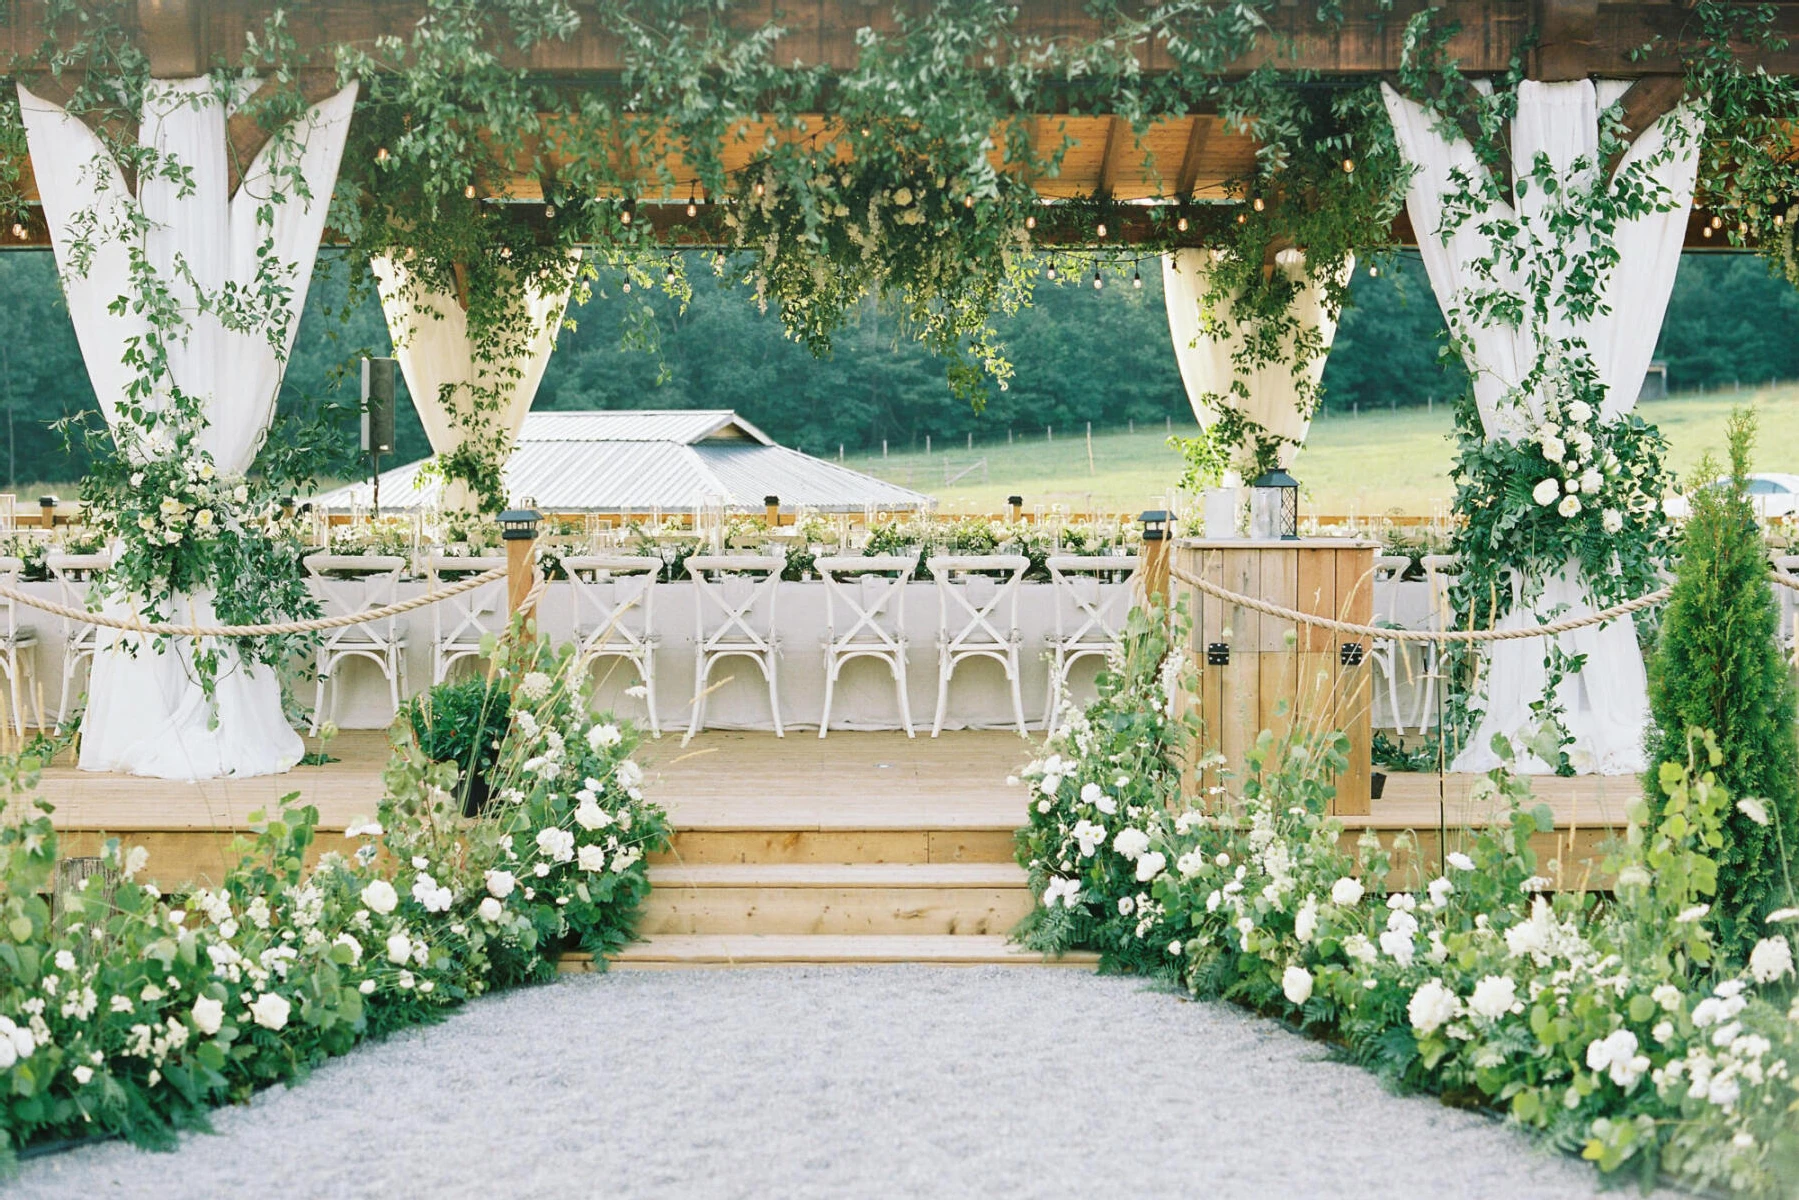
[1601,76,1688,177]
[1096,115,1128,198]
[1175,115,1211,199]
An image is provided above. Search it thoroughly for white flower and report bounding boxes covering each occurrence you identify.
[73,1065,93,1085]
[359,880,398,915]
[1566,399,1593,423]
[485,870,515,899]
[1295,897,1320,944]
[1601,508,1624,534]
[536,827,576,863]
[333,933,362,964]
[1556,493,1581,519]
[1532,477,1561,506]
[1408,980,1460,1036]
[122,845,150,880]
[892,186,913,206]
[578,844,607,873]
[1467,975,1520,1021]
[190,995,224,1036]
[1585,1029,1649,1090]
[574,800,612,831]
[344,818,383,839]
[386,932,412,964]
[1330,877,1364,907]
[1445,852,1475,872]
[1426,877,1455,910]
[1748,936,1793,983]
[1134,851,1166,883]
[1037,774,1062,798]
[1579,469,1603,494]
[586,723,623,751]
[1652,983,1683,1012]
[1080,782,1103,806]
[1041,876,1082,909]
[518,671,552,701]
[1282,965,1314,1006]
[1112,828,1150,860]
[477,897,504,923]
[1735,797,1771,827]
[1342,934,1377,965]
[248,992,290,1031]
[193,509,215,530]
[410,873,452,913]
[1674,904,1710,924]
[54,950,75,972]
[1652,1020,1675,1044]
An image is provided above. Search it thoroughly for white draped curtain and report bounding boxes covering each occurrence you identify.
[1381,80,1701,774]
[21,77,357,780]
[370,256,578,512]
[1162,248,1349,472]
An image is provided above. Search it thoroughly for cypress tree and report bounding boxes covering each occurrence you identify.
[1643,409,1799,960]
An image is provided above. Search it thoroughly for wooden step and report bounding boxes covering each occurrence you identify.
[563,933,1096,969]
[654,826,1017,865]
[638,862,1035,936]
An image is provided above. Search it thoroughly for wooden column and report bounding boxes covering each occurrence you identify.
[1171,538,1377,815]
[38,495,57,531]
[1007,495,1023,523]
[764,494,780,527]
[499,509,541,623]
[1139,509,1170,602]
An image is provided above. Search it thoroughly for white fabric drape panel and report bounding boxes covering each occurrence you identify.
[1381,80,1701,774]
[370,256,578,510]
[20,77,357,780]
[1162,249,1348,468]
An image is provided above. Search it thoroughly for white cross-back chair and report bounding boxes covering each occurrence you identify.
[926,554,1028,738]
[305,554,409,735]
[1368,554,1428,734]
[1409,553,1462,732]
[563,554,662,737]
[1043,554,1139,735]
[44,551,109,730]
[424,553,510,684]
[0,557,41,735]
[685,554,785,738]
[815,555,916,738]
[1774,554,1799,664]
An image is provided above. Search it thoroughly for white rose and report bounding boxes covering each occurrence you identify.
[536,827,575,863]
[574,801,611,831]
[248,992,290,1031]
[386,932,412,964]
[1294,897,1319,944]
[477,897,504,923]
[1408,980,1460,1036]
[1539,436,1566,464]
[73,1065,93,1085]
[1080,782,1103,806]
[1111,828,1150,860]
[191,995,224,1036]
[485,870,515,899]
[586,723,623,751]
[1426,877,1454,910]
[1282,965,1314,1006]
[1330,877,1364,907]
[578,843,607,873]
[1556,494,1581,519]
[360,879,398,915]
[1532,477,1560,507]
[1468,974,1520,1021]
[1579,469,1603,494]
[1566,399,1593,423]
[1601,508,1624,534]
[1134,851,1166,883]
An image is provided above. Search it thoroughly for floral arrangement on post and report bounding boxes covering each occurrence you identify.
[0,620,667,1163]
[1015,606,1799,1195]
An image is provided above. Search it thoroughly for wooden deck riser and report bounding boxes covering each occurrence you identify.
[652,828,1017,866]
[639,886,1036,936]
[1343,827,1620,891]
[55,830,356,893]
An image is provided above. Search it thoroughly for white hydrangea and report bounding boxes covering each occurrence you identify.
[1748,936,1793,984]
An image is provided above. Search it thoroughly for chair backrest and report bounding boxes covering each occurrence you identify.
[424,553,510,648]
[1372,554,1412,624]
[1774,555,1799,645]
[815,555,914,651]
[562,555,659,656]
[1420,554,1460,631]
[0,556,22,642]
[45,551,112,642]
[1045,554,1138,647]
[305,554,407,646]
[926,554,1028,652]
[685,554,784,654]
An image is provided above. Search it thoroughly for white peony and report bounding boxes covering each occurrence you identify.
[1134,851,1166,883]
[1749,936,1793,983]
[1467,975,1520,1021]
[248,992,290,1031]
[1330,876,1364,907]
[386,932,412,964]
[360,879,398,915]
[1294,896,1319,944]
[1282,965,1314,1006]
[1112,828,1150,860]
[1408,980,1460,1036]
[536,827,576,863]
[1532,477,1561,507]
[477,897,504,923]
[574,800,612,831]
[578,843,607,873]
[1557,493,1582,519]
[191,995,224,1036]
[587,722,623,751]
[485,870,516,899]
[1579,469,1603,495]
[1446,852,1475,871]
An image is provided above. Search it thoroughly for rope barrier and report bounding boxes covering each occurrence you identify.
[0,566,508,639]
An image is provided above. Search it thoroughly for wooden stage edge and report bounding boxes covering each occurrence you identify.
[18,730,1642,892]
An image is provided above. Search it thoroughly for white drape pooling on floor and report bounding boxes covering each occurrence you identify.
[1162,248,1350,471]
[370,255,579,513]
[21,77,357,780]
[1382,80,1701,774]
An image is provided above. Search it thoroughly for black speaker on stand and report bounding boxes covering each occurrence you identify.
[361,357,398,517]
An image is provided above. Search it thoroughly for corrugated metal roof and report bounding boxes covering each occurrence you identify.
[312,409,932,514]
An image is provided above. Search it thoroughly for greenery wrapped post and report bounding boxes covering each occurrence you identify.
[1643,410,1799,960]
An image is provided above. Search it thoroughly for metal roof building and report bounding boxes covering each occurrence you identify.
[312,410,935,514]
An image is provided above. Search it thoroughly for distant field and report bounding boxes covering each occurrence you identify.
[847,385,1799,515]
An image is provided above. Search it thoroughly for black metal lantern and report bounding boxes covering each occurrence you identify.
[497,508,541,541]
[1139,509,1169,544]
[1249,469,1299,540]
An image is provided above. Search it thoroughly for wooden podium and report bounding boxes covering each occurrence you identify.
[1172,538,1377,815]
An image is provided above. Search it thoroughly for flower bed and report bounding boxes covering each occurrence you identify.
[0,625,668,1166]
[1013,602,1799,1196]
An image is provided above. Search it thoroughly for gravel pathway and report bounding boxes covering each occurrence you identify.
[15,967,1657,1200]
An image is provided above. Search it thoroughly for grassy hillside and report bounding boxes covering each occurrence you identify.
[845,385,1799,515]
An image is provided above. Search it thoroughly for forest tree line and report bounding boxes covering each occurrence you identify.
[1,249,1792,485]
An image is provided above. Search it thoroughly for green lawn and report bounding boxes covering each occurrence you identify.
[848,385,1799,515]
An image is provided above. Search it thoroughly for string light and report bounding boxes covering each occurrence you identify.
[1739,221,1749,235]
[1096,220,1108,238]
[1701,225,1713,239]
[1710,214,1723,229]
[664,260,678,286]
[622,279,632,292]
[1132,267,1142,289]
[463,183,476,199]
[1368,264,1379,277]
[1778,213,1787,228]
[375,146,389,163]
[1236,212,1247,225]
[1251,196,1264,212]
[620,197,636,226]
[686,189,698,218]
[714,252,727,271]
[545,203,557,219]
[1176,215,1189,233]
[754,181,766,199]
[1025,214,1036,230]
[1045,263,1058,281]
[1341,157,1355,174]
[9,223,23,240]
[499,246,512,260]
[1091,268,1103,290]
[964,195,974,210]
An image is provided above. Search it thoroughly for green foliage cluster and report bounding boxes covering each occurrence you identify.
[0,624,667,1165]
[403,675,512,816]
[1015,608,1799,1196]
[1644,410,1799,960]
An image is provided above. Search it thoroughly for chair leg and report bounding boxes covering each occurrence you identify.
[893,651,914,738]
[7,653,22,737]
[58,651,77,729]
[932,651,951,738]
[686,653,709,741]
[1042,650,1064,737]
[1007,648,1027,738]
[309,651,327,736]
[387,648,401,719]
[766,652,784,738]
[818,653,837,739]
[643,650,661,739]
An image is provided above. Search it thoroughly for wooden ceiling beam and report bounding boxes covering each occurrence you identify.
[1175,116,1212,200]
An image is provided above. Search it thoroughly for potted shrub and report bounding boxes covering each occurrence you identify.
[404,675,512,816]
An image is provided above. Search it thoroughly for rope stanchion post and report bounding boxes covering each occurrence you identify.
[1139,509,1170,603]
[499,508,542,624]
[37,495,56,532]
